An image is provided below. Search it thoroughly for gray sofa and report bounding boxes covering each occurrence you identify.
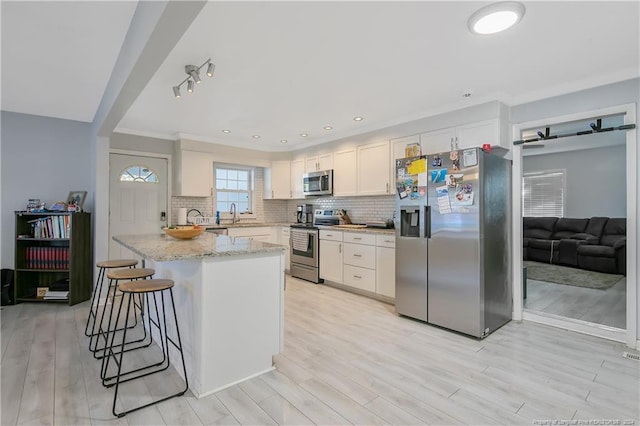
[523,216,626,275]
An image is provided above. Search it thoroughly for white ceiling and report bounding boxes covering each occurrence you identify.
[2,1,638,152]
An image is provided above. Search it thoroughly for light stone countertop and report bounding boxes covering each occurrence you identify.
[113,233,285,262]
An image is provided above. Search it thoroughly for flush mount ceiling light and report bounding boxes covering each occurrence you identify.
[172,58,214,98]
[323,126,333,130]
[353,116,364,122]
[252,135,261,139]
[222,129,231,134]
[300,133,308,137]
[468,2,525,35]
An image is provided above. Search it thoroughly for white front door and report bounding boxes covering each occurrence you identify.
[109,153,168,259]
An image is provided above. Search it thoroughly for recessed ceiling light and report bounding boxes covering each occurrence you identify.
[252,135,261,139]
[323,126,333,130]
[300,133,308,137]
[353,116,364,122]
[222,129,231,133]
[280,139,288,144]
[462,92,472,98]
[468,1,525,35]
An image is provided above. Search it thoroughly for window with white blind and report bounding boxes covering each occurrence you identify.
[214,165,254,213]
[522,169,565,217]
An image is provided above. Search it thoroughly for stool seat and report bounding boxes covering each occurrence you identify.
[107,268,155,280]
[97,259,138,269]
[119,279,174,293]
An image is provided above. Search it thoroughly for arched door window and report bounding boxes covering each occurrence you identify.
[119,165,159,183]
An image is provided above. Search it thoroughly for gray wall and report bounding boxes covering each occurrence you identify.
[1,111,93,268]
[523,145,626,218]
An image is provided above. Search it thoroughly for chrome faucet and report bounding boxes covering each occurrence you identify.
[230,203,237,224]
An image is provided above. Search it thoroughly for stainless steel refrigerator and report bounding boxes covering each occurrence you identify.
[394,147,512,338]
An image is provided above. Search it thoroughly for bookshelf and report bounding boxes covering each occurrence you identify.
[14,211,92,305]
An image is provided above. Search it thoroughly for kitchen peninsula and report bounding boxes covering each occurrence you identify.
[113,232,286,398]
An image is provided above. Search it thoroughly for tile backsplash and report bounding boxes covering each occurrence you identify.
[171,166,395,225]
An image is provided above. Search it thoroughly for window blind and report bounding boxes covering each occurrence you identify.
[522,170,565,217]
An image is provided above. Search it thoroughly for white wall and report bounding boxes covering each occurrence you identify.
[1,111,93,268]
[523,144,626,218]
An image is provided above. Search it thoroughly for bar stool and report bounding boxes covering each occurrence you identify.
[84,259,138,338]
[101,278,188,417]
[90,267,155,359]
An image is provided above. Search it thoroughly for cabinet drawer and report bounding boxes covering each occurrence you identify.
[343,232,376,245]
[376,234,396,248]
[320,229,343,241]
[343,243,375,269]
[228,227,271,238]
[343,265,376,292]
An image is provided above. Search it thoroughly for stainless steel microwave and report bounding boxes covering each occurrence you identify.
[303,170,333,196]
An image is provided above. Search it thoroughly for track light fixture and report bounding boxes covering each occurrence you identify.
[172,58,214,98]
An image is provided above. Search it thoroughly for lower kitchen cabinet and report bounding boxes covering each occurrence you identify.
[280,227,290,272]
[343,264,376,292]
[227,227,273,242]
[319,229,396,300]
[319,230,343,283]
[375,234,396,298]
[343,232,377,293]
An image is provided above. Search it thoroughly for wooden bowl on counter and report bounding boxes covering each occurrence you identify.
[163,225,205,240]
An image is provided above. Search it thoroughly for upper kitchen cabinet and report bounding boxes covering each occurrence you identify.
[420,119,502,154]
[332,148,357,197]
[174,150,213,197]
[390,134,421,161]
[305,153,333,173]
[357,141,391,196]
[290,158,305,199]
[264,160,291,199]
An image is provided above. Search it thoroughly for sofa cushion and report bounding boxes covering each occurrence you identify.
[584,217,608,240]
[600,218,626,247]
[577,244,617,258]
[551,218,588,239]
[570,233,599,243]
[523,217,558,240]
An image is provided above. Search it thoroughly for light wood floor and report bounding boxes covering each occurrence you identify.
[524,277,626,329]
[2,276,639,425]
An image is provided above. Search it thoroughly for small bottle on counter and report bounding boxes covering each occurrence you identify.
[215,211,220,225]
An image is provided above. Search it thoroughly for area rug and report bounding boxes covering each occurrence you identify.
[523,261,624,290]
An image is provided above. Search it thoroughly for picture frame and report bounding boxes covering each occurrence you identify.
[66,191,87,212]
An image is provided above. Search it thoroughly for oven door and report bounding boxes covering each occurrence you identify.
[290,228,318,267]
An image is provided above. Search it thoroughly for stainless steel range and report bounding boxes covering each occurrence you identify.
[290,209,340,283]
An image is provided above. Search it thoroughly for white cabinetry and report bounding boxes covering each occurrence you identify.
[375,235,396,298]
[265,160,291,199]
[357,141,391,196]
[420,119,500,154]
[305,153,333,172]
[342,232,376,292]
[319,230,343,284]
[227,227,273,242]
[390,134,421,161]
[332,148,357,197]
[290,159,305,199]
[280,226,290,272]
[174,150,213,196]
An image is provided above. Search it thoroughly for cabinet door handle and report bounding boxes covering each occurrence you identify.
[384,240,393,243]
[455,137,459,150]
[326,233,333,237]
[353,237,362,240]
[386,182,389,193]
[353,275,362,279]
[353,253,362,257]
[272,190,274,198]
[339,243,342,253]
[450,137,454,151]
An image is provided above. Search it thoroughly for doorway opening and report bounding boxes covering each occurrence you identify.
[512,104,637,347]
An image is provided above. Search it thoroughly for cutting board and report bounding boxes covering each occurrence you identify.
[333,224,367,229]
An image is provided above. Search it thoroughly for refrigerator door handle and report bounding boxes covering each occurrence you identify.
[425,205,431,238]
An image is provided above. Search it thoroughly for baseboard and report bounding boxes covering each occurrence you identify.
[523,310,627,344]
